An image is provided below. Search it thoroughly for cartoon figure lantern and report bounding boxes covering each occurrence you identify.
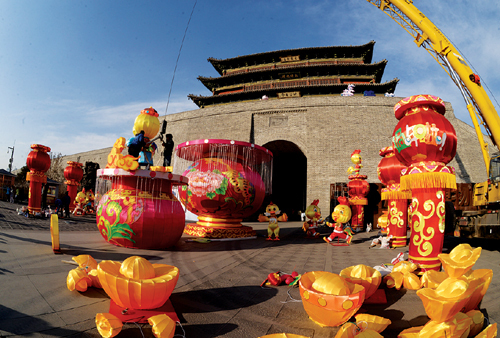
[175,139,273,239]
[26,144,51,215]
[261,202,288,240]
[377,146,411,247]
[95,168,188,249]
[127,107,160,168]
[64,161,83,212]
[347,150,369,232]
[324,196,353,244]
[392,94,457,272]
[303,200,323,238]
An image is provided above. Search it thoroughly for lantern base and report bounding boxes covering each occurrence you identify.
[184,223,256,239]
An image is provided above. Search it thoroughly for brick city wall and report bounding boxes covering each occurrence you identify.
[64,95,491,214]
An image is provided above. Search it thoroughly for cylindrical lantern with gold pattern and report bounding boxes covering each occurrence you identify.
[26,144,51,214]
[392,95,457,272]
[64,161,84,211]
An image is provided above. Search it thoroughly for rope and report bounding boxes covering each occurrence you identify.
[163,0,197,117]
[174,321,187,338]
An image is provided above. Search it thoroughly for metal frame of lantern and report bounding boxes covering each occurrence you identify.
[377,146,411,247]
[95,168,189,249]
[64,161,84,212]
[348,174,369,232]
[26,144,51,215]
[392,95,457,272]
[174,139,273,239]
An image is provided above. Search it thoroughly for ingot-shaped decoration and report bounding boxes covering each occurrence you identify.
[95,313,122,338]
[148,314,176,338]
[466,310,485,337]
[97,256,179,309]
[438,243,481,278]
[475,323,497,338]
[340,264,382,299]
[416,277,471,322]
[64,161,83,211]
[392,95,457,272]
[377,146,411,247]
[354,314,391,333]
[26,144,51,215]
[419,270,448,289]
[418,312,471,338]
[67,268,92,292]
[384,261,421,290]
[459,268,493,312]
[299,271,365,327]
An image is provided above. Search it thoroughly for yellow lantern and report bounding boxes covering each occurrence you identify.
[259,334,311,338]
[397,326,422,338]
[420,270,448,289]
[95,313,122,338]
[459,269,493,312]
[50,214,60,253]
[148,314,176,338]
[67,268,92,292]
[438,244,481,278]
[299,271,365,327]
[418,312,471,338]
[72,255,98,272]
[354,314,391,333]
[475,323,497,338]
[466,310,485,337]
[97,256,179,309]
[340,265,382,299]
[416,277,472,322]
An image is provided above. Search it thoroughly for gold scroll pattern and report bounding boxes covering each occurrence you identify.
[389,201,404,229]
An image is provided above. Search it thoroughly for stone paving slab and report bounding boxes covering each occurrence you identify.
[0,201,499,337]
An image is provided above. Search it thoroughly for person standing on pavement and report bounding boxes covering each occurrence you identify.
[162,134,174,167]
[10,186,14,203]
[63,191,71,218]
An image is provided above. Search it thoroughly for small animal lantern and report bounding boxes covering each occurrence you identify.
[324,196,353,244]
[303,199,323,238]
[262,202,287,241]
[73,189,87,216]
[347,149,363,175]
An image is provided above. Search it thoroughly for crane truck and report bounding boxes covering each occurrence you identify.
[366,0,500,239]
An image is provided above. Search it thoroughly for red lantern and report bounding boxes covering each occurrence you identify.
[377,146,411,247]
[26,144,51,214]
[392,95,457,271]
[64,161,84,211]
[348,175,369,232]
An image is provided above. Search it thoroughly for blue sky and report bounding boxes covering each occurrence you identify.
[1,0,500,171]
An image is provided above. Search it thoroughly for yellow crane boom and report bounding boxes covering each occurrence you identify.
[366,0,500,174]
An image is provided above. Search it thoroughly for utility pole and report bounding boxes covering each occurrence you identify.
[7,146,14,173]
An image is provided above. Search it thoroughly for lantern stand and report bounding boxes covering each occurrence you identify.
[26,144,51,215]
[392,95,457,272]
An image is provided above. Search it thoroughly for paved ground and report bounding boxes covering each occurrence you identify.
[0,200,498,338]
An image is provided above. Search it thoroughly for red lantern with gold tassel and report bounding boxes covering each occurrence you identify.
[26,144,51,214]
[377,146,411,247]
[392,95,457,272]
[64,161,84,211]
[347,150,369,232]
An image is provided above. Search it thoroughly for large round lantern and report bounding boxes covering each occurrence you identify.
[377,146,411,247]
[95,168,188,249]
[64,161,84,211]
[175,139,273,239]
[26,144,51,214]
[392,94,457,272]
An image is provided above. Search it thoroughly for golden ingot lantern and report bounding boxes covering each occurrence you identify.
[420,270,448,289]
[354,314,391,333]
[97,256,179,309]
[95,313,123,338]
[340,264,382,299]
[26,144,51,214]
[392,95,457,272]
[384,261,420,290]
[67,268,92,292]
[438,243,481,278]
[377,146,411,247]
[397,326,423,338]
[459,268,493,313]
[72,255,98,272]
[299,271,365,327]
[475,323,497,338]
[418,312,471,338]
[148,314,176,338]
[466,310,485,337]
[416,277,472,322]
